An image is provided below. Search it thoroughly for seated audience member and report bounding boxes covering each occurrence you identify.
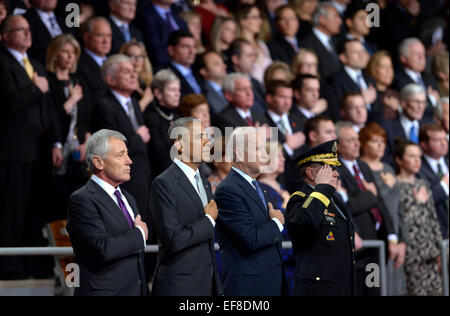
[340,93,368,133]
[418,123,449,238]
[336,121,397,296]
[195,0,230,42]
[290,0,317,40]
[300,1,342,80]
[434,97,449,139]
[432,50,449,97]
[168,30,203,97]
[382,83,433,165]
[144,69,181,179]
[290,74,327,127]
[209,17,239,57]
[91,54,151,212]
[208,136,232,194]
[267,4,300,66]
[327,39,380,122]
[394,38,440,120]
[291,48,319,77]
[343,3,377,56]
[107,0,143,54]
[46,34,91,219]
[395,139,443,296]
[77,17,112,105]
[259,0,285,40]
[227,38,267,114]
[24,0,74,64]
[263,61,294,88]
[196,51,228,116]
[119,40,154,112]
[137,0,187,71]
[366,51,401,120]
[179,10,205,55]
[0,0,8,41]
[359,123,407,296]
[212,73,268,133]
[236,4,273,84]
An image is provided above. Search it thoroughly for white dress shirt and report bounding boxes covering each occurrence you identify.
[90,175,146,245]
[297,106,316,119]
[174,159,215,227]
[267,110,294,156]
[235,107,253,121]
[399,113,419,140]
[110,89,133,116]
[231,167,284,232]
[6,47,29,67]
[424,154,449,196]
[35,8,62,38]
[84,48,107,67]
[313,27,334,52]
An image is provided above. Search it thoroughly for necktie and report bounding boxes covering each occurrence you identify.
[185,72,201,94]
[252,180,267,210]
[409,125,419,143]
[126,100,140,130]
[48,15,61,37]
[165,11,176,32]
[352,163,383,227]
[278,118,288,135]
[120,24,131,42]
[356,73,364,89]
[416,75,426,90]
[362,41,373,56]
[195,173,208,207]
[114,190,134,228]
[22,57,34,79]
[245,116,254,126]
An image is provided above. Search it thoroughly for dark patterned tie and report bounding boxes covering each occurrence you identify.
[252,180,267,210]
[245,116,254,126]
[114,190,134,228]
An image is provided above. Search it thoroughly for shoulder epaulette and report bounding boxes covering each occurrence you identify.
[290,191,306,199]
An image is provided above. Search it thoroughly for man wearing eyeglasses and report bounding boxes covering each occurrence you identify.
[0,14,50,279]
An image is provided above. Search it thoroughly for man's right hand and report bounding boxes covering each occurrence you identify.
[136,125,150,143]
[33,73,49,93]
[315,164,334,186]
[442,173,449,188]
[268,202,285,225]
[134,215,148,241]
[204,199,218,220]
[285,131,306,151]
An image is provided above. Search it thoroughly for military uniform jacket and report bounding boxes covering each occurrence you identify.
[285,182,356,296]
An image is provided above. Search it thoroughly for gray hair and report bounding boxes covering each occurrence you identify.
[335,121,355,140]
[400,83,425,100]
[85,129,127,173]
[151,69,180,91]
[312,2,335,27]
[398,37,423,59]
[101,54,132,83]
[435,97,449,120]
[222,73,250,94]
[84,16,110,35]
[227,126,259,162]
[167,117,202,144]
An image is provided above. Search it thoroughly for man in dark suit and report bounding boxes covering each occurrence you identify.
[77,17,112,110]
[267,4,300,65]
[91,55,151,213]
[213,73,268,134]
[24,0,73,65]
[394,38,441,120]
[0,14,51,279]
[196,51,228,116]
[137,0,187,71]
[67,129,148,296]
[300,2,342,80]
[336,121,400,296]
[107,0,143,54]
[418,123,449,238]
[167,30,203,98]
[214,127,287,296]
[150,117,222,296]
[343,3,378,56]
[286,140,356,296]
[326,39,381,122]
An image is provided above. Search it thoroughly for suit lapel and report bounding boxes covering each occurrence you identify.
[170,163,205,214]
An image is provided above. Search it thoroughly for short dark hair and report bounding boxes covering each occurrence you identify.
[304,116,333,145]
[340,92,364,110]
[167,29,194,47]
[394,138,420,173]
[266,80,292,96]
[337,38,361,55]
[419,123,446,143]
[227,38,251,59]
[292,74,319,92]
[274,4,296,22]
[194,50,222,73]
[344,3,366,21]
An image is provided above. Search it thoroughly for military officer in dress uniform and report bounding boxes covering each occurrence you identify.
[285,140,356,296]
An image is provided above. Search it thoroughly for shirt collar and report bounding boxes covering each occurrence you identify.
[6,47,28,65]
[340,157,358,176]
[423,154,447,174]
[232,166,255,187]
[297,105,315,119]
[313,27,332,50]
[110,89,131,108]
[110,14,127,28]
[174,158,199,183]
[153,3,172,20]
[91,174,122,197]
[235,107,252,120]
[171,61,191,76]
[399,112,419,135]
[35,7,55,21]
[404,68,421,83]
[85,48,106,67]
[207,80,222,93]
[344,66,363,83]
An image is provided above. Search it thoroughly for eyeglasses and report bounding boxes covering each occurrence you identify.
[128,54,146,61]
[4,27,30,34]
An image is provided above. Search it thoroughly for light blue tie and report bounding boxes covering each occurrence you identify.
[120,24,131,42]
[186,72,201,94]
[252,180,267,210]
[409,125,419,143]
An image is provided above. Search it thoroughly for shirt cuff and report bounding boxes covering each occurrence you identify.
[205,214,216,227]
[135,226,146,246]
[428,93,437,107]
[271,217,284,232]
[337,190,349,203]
[53,142,63,149]
[440,180,449,196]
[283,143,294,157]
[388,234,398,242]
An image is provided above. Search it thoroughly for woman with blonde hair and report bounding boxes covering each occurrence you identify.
[179,10,206,54]
[119,40,154,112]
[291,48,319,76]
[289,0,317,39]
[264,61,294,87]
[210,17,239,55]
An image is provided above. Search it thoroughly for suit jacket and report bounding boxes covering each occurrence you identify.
[91,90,151,212]
[300,32,341,80]
[137,4,187,71]
[286,182,356,296]
[326,68,382,123]
[0,47,46,163]
[150,163,222,296]
[202,81,228,116]
[67,178,147,296]
[168,64,203,98]
[417,157,449,238]
[107,16,144,54]
[338,159,395,241]
[214,169,286,296]
[24,8,74,65]
[212,104,268,134]
[251,77,267,115]
[267,34,298,65]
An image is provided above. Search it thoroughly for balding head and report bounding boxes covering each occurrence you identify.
[1,15,32,53]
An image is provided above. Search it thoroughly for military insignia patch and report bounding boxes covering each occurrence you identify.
[324,210,335,217]
[326,231,335,241]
